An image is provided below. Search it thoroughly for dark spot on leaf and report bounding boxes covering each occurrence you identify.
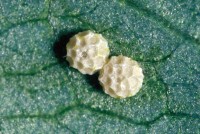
[21,3,28,6]
[140,94,147,99]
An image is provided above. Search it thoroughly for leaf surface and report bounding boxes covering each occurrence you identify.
[0,0,200,133]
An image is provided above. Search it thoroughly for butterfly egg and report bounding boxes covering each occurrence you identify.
[66,30,110,75]
[99,55,144,99]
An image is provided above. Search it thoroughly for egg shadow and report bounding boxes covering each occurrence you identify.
[53,30,103,93]
[85,72,104,93]
[53,32,78,63]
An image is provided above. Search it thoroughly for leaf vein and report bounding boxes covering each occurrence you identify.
[121,0,200,45]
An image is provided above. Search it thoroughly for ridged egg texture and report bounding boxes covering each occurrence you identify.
[99,55,144,98]
[66,31,110,75]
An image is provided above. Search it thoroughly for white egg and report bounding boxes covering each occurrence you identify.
[66,30,110,75]
[99,55,144,98]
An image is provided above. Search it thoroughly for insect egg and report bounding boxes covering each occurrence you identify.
[99,55,144,98]
[66,30,110,75]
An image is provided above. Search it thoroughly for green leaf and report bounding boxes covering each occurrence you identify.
[0,0,200,133]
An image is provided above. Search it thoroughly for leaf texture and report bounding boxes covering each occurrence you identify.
[0,0,200,133]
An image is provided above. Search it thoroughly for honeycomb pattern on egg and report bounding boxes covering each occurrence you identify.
[99,55,144,98]
[66,30,110,75]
